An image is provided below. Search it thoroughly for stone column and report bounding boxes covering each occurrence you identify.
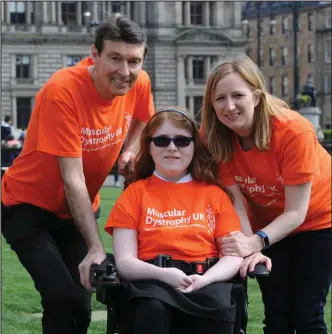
[42,2,48,23]
[234,2,242,28]
[50,2,56,24]
[139,2,146,26]
[175,2,182,26]
[12,97,17,128]
[32,55,38,83]
[177,56,186,108]
[56,1,62,25]
[92,1,98,22]
[188,96,194,116]
[101,1,106,20]
[76,1,82,25]
[187,56,193,85]
[214,2,224,27]
[125,2,131,19]
[26,1,31,25]
[204,56,211,78]
[184,2,190,26]
[204,1,210,26]
[1,2,5,22]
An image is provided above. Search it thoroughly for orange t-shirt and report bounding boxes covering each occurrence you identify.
[219,110,331,234]
[105,174,241,262]
[1,57,155,218]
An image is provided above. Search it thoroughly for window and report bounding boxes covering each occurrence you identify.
[210,56,219,68]
[61,2,77,25]
[190,2,203,25]
[308,13,314,31]
[111,2,122,13]
[192,57,205,82]
[67,55,83,67]
[8,1,26,24]
[269,48,276,66]
[324,74,329,94]
[193,96,203,123]
[16,97,32,129]
[307,74,314,84]
[270,21,276,35]
[325,10,331,28]
[325,41,331,64]
[281,47,288,66]
[269,77,275,95]
[16,55,30,79]
[281,75,288,97]
[185,96,190,110]
[307,44,314,64]
[281,16,288,34]
[246,48,251,59]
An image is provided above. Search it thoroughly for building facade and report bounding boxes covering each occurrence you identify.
[1,1,247,130]
[315,3,331,128]
[242,1,331,127]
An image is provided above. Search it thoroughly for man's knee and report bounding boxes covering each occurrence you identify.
[135,298,169,316]
[292,303,326,332]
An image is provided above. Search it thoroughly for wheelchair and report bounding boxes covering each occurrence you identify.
[91,253,269,334]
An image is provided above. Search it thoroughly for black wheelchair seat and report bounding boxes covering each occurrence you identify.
[90,253,269,334]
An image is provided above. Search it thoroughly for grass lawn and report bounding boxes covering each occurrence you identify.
[2,187,331,333]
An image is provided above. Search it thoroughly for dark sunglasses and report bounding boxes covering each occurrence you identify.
[150,135,193,148]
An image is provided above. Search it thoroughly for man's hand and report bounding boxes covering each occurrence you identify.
[78,246,106,291]
[179,274,208,293]
[117,150,136,175]
[159,267,193,290]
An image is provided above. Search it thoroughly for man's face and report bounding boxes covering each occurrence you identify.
[92,40,145,100]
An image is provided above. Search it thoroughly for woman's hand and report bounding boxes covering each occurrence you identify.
[178,274,208,293]
[219,231,263,257]
[239,252,272,279]
[159,267,193,290]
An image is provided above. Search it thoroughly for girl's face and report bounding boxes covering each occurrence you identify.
[212,72,259,138]
[149,119,194,182]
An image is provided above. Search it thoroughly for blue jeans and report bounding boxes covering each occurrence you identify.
[257,228,332,333]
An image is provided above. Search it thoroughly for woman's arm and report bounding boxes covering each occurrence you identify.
[222,182,312,255]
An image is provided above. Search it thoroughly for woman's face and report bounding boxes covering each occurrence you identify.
[149,119,194,182]
[212,72,259,138]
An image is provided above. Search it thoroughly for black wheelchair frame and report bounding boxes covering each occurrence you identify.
[90,253,269,334]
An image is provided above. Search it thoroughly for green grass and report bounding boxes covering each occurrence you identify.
[2,186,331,333]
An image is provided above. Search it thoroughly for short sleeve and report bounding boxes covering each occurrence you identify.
[219,162,237,187]
[132,71,155,122]
[104,183,141,235]
[37,83,82,157]
[215,192,241,238]
[280,130,320,185]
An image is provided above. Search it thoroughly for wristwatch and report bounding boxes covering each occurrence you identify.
[255,230,270,250]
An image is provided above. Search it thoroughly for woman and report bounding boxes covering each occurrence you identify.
[201,53,331,333]
[104,108,256,334]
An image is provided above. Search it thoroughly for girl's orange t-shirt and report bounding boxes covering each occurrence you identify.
[105,174,241,262]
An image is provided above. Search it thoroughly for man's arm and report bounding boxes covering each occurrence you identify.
[58,156,106,290]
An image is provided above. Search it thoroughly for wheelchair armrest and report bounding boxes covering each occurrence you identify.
[90,253,118,287]
[247,263,270,278]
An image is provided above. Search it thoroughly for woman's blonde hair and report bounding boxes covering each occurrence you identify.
[201,53,289,163]
[125,107,232,199]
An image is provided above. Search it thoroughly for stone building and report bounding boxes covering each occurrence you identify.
[315,3,331,128]
[241,1,331,127]
[1,1,247,130]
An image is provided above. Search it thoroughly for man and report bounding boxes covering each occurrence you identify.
[1,115,13,140]
[1,14,155,334]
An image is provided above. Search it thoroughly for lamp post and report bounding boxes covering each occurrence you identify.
[292,2,300,105]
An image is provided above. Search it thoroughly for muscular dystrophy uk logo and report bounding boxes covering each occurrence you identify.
[144,207,208,231]
[81,125,123,151]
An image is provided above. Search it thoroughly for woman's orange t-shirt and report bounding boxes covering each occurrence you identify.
[1,57,155,218]
[219,110,331,234]
[105,174,241,262]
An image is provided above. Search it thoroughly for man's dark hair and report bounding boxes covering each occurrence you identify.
[94,14,148,57]
[4,115,12,123]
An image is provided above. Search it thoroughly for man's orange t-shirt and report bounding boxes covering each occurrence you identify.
[105,174,241,262]
[219,110,331,234]
[1,57,155,218]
